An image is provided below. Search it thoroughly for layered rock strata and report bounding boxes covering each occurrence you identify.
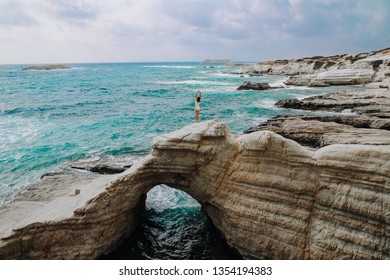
[1,120,389,259]
[244,114,390,148]
[245,85,390,147]
[276,87,390,118]
[67,155,138,174]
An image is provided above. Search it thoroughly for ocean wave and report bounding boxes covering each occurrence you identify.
[212,72,243,78]
[0,116,44,149]
[269,78,288,88]
[143,65,197,69]
[285,85,318,91]
[155,80,233,86]
[253,99,277,109]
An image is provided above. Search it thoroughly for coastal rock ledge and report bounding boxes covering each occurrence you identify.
[0,120,389,259]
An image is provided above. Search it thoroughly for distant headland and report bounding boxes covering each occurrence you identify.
[202,59,231,63]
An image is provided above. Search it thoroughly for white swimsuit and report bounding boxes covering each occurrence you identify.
[195,100,200,111]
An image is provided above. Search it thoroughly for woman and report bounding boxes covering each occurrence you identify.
[195,91,202,123]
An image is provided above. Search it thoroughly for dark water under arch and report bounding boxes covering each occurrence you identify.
[101,185,242,260]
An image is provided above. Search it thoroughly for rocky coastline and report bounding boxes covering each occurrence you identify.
[240,48,390,148]
[1,48,389,259]
[232,47,390,88]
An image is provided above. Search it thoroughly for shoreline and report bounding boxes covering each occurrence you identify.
[1,48,389,259]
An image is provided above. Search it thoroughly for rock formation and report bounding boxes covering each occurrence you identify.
[67,155,137,174]
[244,114,390,148]
[1,120,389,260]
[275,87,390,118]
[237,81,271,90]
[237,81,282,91]
[242,84,390,148]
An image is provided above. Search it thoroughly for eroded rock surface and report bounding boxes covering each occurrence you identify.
[67,155,138,174]
[275,87,390,118]
[244,114,390,147]
[0,121,389,260]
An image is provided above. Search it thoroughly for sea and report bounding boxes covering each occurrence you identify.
[0,62,332,259]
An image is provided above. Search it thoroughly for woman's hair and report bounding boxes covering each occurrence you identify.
[196,91,202,102]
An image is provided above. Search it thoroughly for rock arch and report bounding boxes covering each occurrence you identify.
[0,120,389,259]
[101,184,239,260]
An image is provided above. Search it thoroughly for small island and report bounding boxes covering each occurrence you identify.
[22,64,71,71]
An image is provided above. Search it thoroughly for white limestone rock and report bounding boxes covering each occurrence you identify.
[0,121,389,260]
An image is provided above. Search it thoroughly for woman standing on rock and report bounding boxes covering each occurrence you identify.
[195,91,202,123]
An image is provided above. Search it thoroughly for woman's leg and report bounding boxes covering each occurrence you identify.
[195,110,199,122]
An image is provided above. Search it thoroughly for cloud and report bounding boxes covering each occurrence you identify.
[0,0,389,63]
[52,0,100,22]
[0,0,40,27]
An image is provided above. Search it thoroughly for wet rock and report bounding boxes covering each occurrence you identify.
[237,81,282,90]
[237,81,271,90]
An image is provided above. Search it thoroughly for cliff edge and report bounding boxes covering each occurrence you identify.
[0,120,389,259]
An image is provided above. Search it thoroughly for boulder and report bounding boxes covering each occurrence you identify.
[237,81,272,90]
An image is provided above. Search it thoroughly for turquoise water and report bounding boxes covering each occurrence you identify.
[0,62,327,259]
[101,185,243,260]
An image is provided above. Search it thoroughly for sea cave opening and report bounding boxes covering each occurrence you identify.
[101,184,242,260]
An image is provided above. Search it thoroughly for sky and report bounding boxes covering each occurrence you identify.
[0,0,389,64]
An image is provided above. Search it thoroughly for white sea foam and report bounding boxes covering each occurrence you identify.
[340,109,356,115]
[212,72,241,78]
[143,65,196,69]
[252,117,268,124]
[285,85,315,91]
[155,79,233,86]
[253,99,277,109]
[146,185,200,212]
[0,116,41,151]
[269,78,288,88]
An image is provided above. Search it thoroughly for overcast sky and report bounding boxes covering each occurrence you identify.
[1,0,389,64]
